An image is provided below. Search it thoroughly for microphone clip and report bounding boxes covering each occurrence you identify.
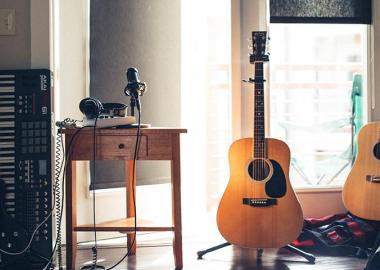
[124,67,146,116]
[124,81,147,98]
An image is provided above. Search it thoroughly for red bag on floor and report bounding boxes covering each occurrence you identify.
[293,213,380,258]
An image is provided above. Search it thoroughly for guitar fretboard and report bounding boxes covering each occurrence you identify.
[253,62,266,158]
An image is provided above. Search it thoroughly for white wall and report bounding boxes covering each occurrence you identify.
[30,0,50,68]
[0,0,31,69]
[0,0,51,68]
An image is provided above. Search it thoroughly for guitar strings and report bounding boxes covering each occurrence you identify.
[256,62,264,197]
[252,62,255,199]
[377,123,379,178]
[258,62,264,183]
[255,64,258,200]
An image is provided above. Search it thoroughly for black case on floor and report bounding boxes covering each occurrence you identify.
[365,231,380,270]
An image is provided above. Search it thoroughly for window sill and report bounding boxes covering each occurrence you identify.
[87,186,126,199]
[86,182,171,199]
[295,185,343,194]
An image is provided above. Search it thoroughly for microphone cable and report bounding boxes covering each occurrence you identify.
[42,126,86,270]
[89,116,102,269]
[106,100,141,270]
[0,126,85,262]
[42,110,140,270]
[77,117,104,270]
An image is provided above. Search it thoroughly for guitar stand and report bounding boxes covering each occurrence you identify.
[197,242,316,264]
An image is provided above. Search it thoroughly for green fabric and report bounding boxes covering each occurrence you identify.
[282,74,364,185]
[351,74,363,160]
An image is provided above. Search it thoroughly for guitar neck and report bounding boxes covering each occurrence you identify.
[253,62,266,158]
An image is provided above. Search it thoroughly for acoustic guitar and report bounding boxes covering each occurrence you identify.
[217,31,303,248]
[343,122,380,221]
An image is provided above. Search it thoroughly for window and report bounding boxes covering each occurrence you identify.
[269,23,368,188]
[181,0,231,211]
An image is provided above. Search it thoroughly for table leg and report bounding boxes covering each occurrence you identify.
[66,160,77,270]
[126,160,137,255]
[171,134,183,269]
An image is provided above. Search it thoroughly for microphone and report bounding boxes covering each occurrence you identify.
[124,67,147,97]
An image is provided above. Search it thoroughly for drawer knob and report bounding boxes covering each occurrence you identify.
[118,143,125,149]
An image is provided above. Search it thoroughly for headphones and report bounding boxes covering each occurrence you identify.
[79,97,127,119]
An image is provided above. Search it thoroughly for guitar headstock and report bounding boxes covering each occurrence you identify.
[249,31,269,63]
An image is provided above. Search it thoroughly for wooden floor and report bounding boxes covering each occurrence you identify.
[69,238,368,270]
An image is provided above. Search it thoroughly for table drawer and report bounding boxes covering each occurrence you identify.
[96,135,147,159]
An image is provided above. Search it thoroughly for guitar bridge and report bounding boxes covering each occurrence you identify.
[242,198,277,207]
[366,175,380,183]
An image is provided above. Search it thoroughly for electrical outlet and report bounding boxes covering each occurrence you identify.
[0,9,16,35]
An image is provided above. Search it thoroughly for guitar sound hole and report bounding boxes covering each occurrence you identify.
[248,159,270,181]
[373,143,380,160]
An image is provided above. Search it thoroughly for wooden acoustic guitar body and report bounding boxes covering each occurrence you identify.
[217,138,303,248]
[343,122,380,221]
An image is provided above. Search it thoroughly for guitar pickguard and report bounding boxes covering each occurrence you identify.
[373,142,380,160]
[247,158,287,198]
[265,160,287,198]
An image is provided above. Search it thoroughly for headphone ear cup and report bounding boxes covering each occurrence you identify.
[95,98,104,114]
[79,98,90,114]
[79,97,103,118]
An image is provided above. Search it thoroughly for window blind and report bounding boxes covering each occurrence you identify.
[89,0,180,190]
[270,0,372,24]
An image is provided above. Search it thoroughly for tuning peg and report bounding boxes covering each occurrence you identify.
[242,78,255,84]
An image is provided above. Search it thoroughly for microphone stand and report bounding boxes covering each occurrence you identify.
[196,242,315,263]
[129,93,141,118]
[130,95,136,117]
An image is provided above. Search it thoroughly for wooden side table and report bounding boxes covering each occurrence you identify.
[63,127,187,270]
